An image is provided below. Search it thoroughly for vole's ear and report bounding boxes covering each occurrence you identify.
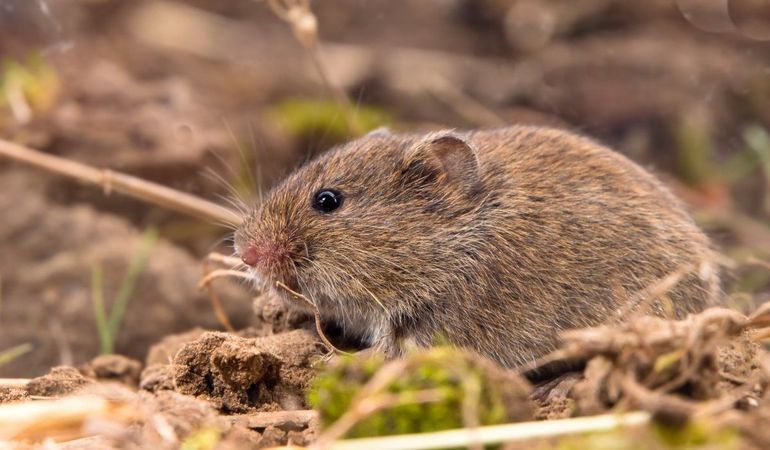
[402,131,481,197]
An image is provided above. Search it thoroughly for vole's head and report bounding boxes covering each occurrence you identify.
[234,129,483,318]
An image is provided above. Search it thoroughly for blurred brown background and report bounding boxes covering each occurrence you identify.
[1,0,770,376]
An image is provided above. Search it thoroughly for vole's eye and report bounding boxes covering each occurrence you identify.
[312,189,343,213]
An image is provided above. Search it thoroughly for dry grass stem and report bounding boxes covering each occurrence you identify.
[197,269,254,290]
[198,256,255,332]
[264,0,362,136]
[275,280,349,356]
[307,411,651,450]
[312,358,412,448]
[0,138,241,226]
[0,395,134,441]
[426,78,506,128]
[205,252,246,268]
[0,378,30,388]
[610,262,696,324]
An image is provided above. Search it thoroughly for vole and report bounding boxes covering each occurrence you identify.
[234,126,719,368]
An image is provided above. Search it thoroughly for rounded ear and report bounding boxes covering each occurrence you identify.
[403,131,482,197]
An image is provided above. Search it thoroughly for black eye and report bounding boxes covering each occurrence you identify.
[312,189,343,213]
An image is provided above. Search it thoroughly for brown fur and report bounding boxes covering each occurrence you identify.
[234,126,719,368]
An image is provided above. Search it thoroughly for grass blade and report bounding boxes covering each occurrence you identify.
[90,265,112,354]
[106,228,159,347]
[0,343,33,367]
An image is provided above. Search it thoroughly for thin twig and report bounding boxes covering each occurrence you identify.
[205,252,246,268]
[0,138,241,226]
[313,358,413,448]
[264,0,362,136]
[197,269,254,290]
[305,411,651,450]
[199,252,251,331]
[426,77,506,128]
[609,262,696,324]
[198,266,249,332]
[0,395,134,441]
[275,281,349,356]
[0,378,30,388]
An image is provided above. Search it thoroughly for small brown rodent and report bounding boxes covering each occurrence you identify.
[234,126,719,368]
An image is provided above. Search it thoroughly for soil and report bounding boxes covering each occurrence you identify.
[171,329,322,413]
[2,0,770,448]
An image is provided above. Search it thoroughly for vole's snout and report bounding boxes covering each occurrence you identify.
[239,240,289,270]
[240,246,260,267]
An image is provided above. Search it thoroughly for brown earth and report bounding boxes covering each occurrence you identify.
[2,0,770,448]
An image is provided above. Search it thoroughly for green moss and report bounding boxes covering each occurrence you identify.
[307,347,531,440]
[270,98,392,141]
[670,116,717,187]
[180,427,221,450]
[653,420,740,449]
[0,53,60,112]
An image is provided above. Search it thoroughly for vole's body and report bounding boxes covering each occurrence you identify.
[236,126,718,368]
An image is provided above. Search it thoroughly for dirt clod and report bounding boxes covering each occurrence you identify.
[173,330,322,413]
[26,366,92,397]
[146,328,207,366]
[140,364,177,392]
[84,354,143,387]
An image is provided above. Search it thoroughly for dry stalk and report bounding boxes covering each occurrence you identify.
[0,378,30,388]
[198,269,253,290]
[425,77,506,128]
[609,262,696,325]
[0,138,241,226]
[312,358,413,449]
[198,252,253,331]
[0,395,135,441]
[275,280,349,356]
[263,0,362,136]
[313,353,493,449]
[306,411,651,450]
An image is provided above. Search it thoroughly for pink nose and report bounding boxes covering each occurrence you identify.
[240,241,288,268]
[241,246,260,267]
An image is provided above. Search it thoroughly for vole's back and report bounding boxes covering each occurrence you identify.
[432,127,718,366]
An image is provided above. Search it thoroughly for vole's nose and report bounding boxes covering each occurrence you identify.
[240,241,288,268]
[241,246,260,267]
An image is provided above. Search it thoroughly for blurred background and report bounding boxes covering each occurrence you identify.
[1,0,770,377]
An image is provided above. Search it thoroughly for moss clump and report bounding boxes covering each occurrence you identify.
[307,347,532,439]
[270,98,392,141]
[180,427,221,450]
[0,53,60,113]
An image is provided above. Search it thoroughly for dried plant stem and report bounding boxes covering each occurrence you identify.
[0,138,241,226]
[312,411,651,450]
[0,378,30,388]
[265,0,362,136]
[426,78,506,128]
[205,252,246,267]
[198,269,254,289]
[199,252,252,331]
[0,395,133,441]
[609,262,696,324]
[275,280,349,356]
[312,389,446,450]
[306,46,362,135]
[313,358,412,448]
